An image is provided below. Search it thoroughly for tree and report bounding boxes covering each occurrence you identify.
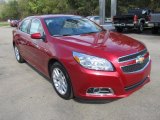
[0,0,20,20]
[0,0,160,20]
[67,0,99,16]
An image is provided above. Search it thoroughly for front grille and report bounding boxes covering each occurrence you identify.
[118,49,147,62]
[125,77,148,91]
[121,57,149,73]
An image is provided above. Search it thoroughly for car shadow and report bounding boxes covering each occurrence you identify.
[25,62,52,84]
[25,62,121,104]
[74,98,120,104]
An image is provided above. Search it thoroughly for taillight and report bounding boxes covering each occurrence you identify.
[134,15,138,23]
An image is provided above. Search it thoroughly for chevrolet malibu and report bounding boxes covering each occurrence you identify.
[13,15,151,100]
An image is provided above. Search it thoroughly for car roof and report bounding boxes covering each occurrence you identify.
[25,14,81,20]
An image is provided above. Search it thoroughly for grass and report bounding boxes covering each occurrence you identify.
[0,21,9,27]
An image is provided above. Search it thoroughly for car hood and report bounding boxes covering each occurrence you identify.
[54,31,145,58]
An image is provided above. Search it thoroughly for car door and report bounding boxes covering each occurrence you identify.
[18,19,33,62]
[29,18,50,74]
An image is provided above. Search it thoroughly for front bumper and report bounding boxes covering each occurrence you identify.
[66,60,151,100]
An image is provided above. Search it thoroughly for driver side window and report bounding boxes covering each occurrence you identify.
[30,19,44,35]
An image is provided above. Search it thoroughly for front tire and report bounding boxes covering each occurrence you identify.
[51,62,73,100]
[14,45,25,63]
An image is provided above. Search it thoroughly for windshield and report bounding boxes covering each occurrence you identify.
[45,16,103,36]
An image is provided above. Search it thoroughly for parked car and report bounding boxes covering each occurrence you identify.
[87,16,100,24]
[148,12,160,34]
[10,20,20,27]
[113,8,152,33]
[87,16,112,24]
[13,15,151,100]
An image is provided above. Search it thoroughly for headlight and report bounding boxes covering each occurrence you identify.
[73,51,114,71]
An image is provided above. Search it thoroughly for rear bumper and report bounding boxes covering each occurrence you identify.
[114,23,135,27]
[66,60,151,100]
[114,22,150,28]
[148,22,160,28]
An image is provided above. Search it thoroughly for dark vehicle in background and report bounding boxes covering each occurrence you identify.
[148,12,160,34]
[113,8,152,33]
[10,20,20,27]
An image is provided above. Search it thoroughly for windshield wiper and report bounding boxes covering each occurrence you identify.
[53,34,72,37]
[81,31,100,35]
[62,34,72,36]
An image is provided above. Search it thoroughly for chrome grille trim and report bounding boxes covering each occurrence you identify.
[121,56,150,74]
[118,49,147,63]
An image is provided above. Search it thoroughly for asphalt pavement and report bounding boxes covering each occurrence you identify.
[0,26,160,120]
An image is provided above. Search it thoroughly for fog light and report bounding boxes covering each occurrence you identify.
[87,87,114,96]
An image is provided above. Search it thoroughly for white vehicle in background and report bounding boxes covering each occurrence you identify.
[87,16,100,24]
[87,16,114,30]
[87,16,112,24]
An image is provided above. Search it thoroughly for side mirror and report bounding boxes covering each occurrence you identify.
[31,33,42,39]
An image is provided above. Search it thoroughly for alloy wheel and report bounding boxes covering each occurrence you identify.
[52,68,68,95]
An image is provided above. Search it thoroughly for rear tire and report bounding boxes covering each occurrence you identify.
[51,62,73,100]
[115,27,123,32]
[14,45,25,63]
[137,23,144,33]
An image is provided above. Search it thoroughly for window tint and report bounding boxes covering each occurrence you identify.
[30,19,43,35]
[45,17,102,36]
[19,19,30,33]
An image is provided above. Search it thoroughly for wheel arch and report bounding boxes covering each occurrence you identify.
[139,18,145,24]
[48,58,68,79]
[48,58,74,98]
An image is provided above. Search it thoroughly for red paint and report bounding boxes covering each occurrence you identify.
[31,33,42,39]
[13,15,151,100]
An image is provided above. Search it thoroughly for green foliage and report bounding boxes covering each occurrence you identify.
[0,0,20,20]
[117,0,160,14]
[67,0,99,16]
[0,0,160,20]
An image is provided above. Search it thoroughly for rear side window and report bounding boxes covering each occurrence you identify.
[19,19,30,33]
[30,19,44,35]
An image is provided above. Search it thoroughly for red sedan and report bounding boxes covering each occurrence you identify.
[13,15,151,100]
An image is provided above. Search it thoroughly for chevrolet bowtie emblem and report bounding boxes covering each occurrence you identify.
[136,55,145,64]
